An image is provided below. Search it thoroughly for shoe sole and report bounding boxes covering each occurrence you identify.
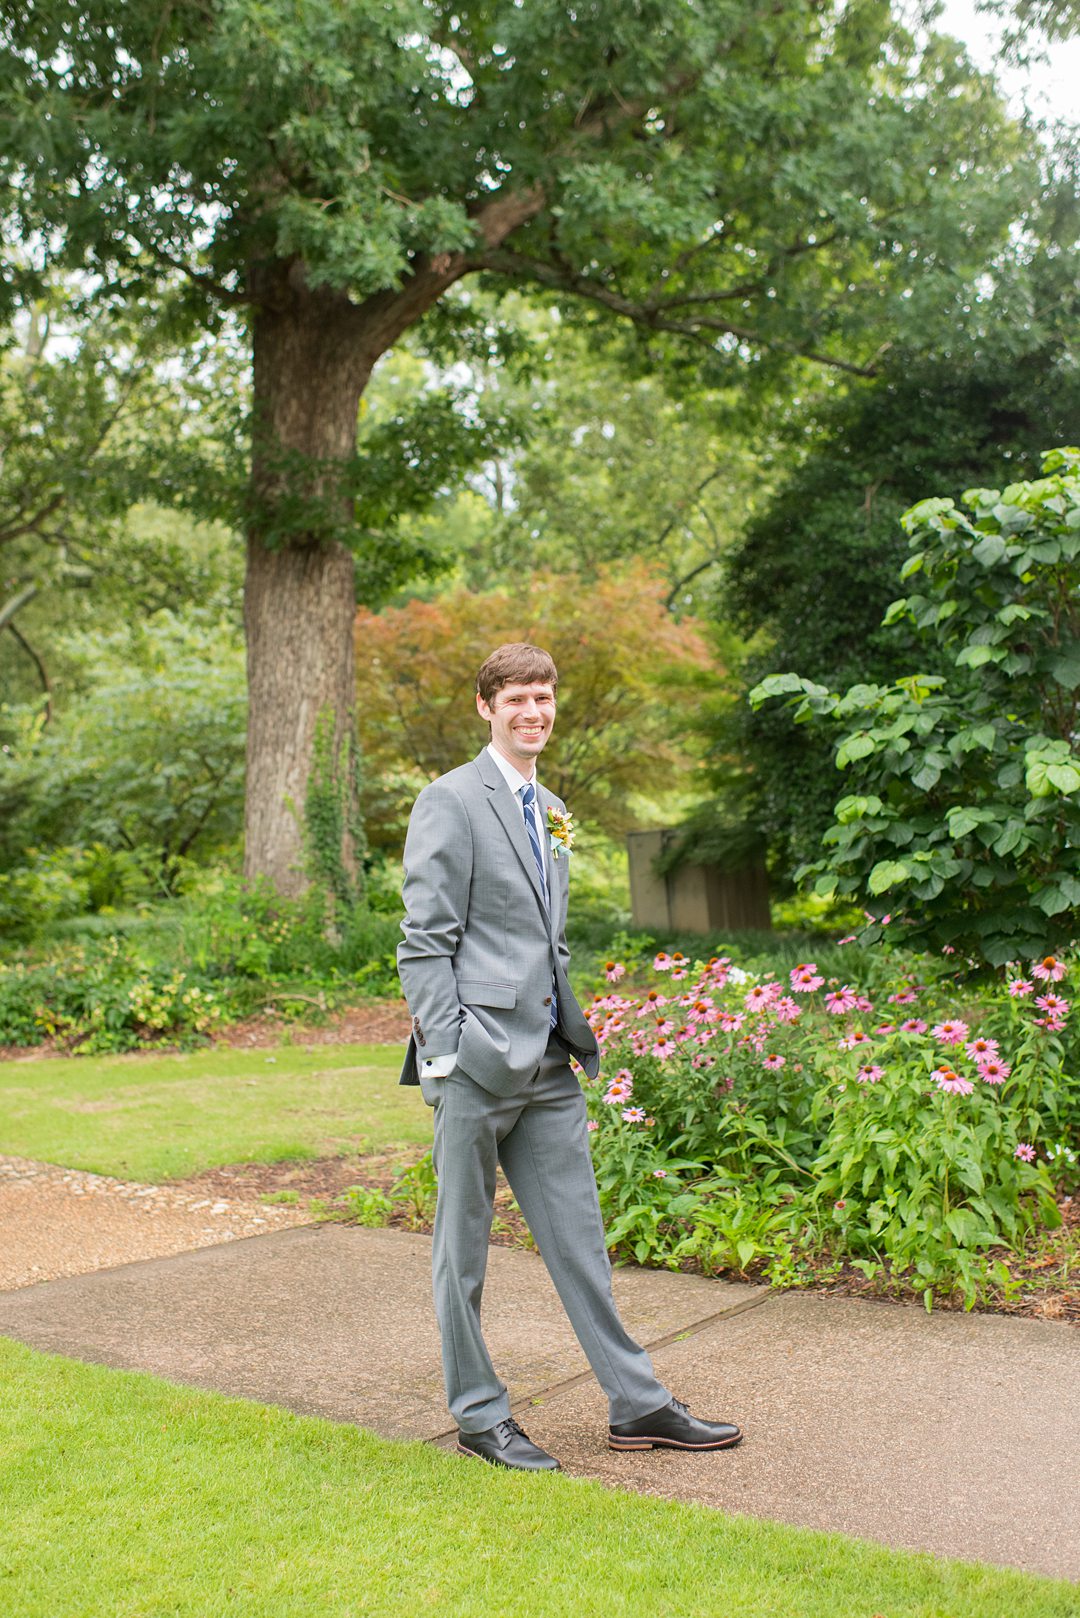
[608,1432,743,1451]
[455,1442,560,1471]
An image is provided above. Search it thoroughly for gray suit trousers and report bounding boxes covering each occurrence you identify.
[421,1034,670,1432]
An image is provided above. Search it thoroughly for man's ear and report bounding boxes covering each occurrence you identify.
[476,691,493,723]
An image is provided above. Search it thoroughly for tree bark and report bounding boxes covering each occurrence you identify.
[243,269,372,897]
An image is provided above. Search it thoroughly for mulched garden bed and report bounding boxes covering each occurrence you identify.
[0,997,412,1062]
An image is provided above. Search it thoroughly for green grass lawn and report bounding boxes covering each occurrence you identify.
[0,1044,426,1181]
[1,1339,1073,1618]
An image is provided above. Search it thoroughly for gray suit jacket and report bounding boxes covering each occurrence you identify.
[397,746,601,1096]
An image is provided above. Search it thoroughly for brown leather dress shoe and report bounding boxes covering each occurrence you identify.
[456,1417,561,1471]
[609,1396,742,1451]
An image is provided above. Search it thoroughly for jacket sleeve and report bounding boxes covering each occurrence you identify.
[396,780,473,1057]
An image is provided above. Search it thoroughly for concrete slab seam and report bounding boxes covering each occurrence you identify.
[426,1284,774,1445]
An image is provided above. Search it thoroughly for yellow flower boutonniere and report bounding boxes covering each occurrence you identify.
[547,804,576,860]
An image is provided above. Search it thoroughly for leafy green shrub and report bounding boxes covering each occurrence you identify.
[752,448,1080,966]
[389,1154,438,1228]
[0,872,404,1051]
[341,1186,394,1228]
[174,870,401,983]
[0,941,224,1054]
[0,844,155,943]
[582,946,1069,1307]
[0,612,245,886]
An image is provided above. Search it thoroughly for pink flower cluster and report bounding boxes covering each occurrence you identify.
[585,953,1069,1143]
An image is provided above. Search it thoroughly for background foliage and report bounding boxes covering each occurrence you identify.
[752,449,1080,965]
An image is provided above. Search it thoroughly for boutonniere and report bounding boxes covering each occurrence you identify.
[547,804,576,860]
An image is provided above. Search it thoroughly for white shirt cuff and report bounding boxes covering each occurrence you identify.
[421,1054,457,1078]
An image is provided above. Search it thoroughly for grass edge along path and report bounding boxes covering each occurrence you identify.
[0,1043,421,1182]
[0,1339,1074,1618]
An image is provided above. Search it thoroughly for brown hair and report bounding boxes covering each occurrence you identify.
[476,643,559,709]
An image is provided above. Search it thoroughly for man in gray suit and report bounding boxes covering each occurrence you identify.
[398,642,741,1471]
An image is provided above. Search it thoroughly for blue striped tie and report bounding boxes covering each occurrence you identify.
[520,783,557,1028]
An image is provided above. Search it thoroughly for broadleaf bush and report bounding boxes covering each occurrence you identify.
[751,447,1080,966]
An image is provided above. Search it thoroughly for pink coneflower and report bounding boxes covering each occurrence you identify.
[856,1064,885,1085]
[622,1107,646,1122]
[900,1018,929,1035]
[965,1037,1000,1061]
[691,1053,716,1069]
[586,1119,599,1132]
[888,988,918,1004]
[613,1068,633,1085]
[1036,1015,1068,1033]
[932,1020,970,1046]
[773,996,803,1024]
[744,982,779,1012]
[1014,1142,1036,1162]
[825,986,858,1015]
[932,1067,973,1096]
[651,1036,676,1060]
[763,1054,786,1071]
[1008,979,1034,998]
[652,1168,668,1178]
[719,1011,745,1032]
[838,1031,872,1052]
[651,1018,674,1036]
[603,1087,631,1105]
[977,1057,1011,1085]
[1035,992,1069,1017]
[604,961,627,983]
[686,997,716,1024]
[875,1024,897,1036]
[855,995,875,1014]
[941,945,956,955]
[1032,955,1066,981]
[671,968,688,980]
[653,952,673,971]
[790,963,825,993]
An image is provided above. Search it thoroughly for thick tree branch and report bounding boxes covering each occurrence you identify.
[346,65,704,359]
[478,249,878,377]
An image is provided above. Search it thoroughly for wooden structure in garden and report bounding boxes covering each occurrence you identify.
[626,830,771,934]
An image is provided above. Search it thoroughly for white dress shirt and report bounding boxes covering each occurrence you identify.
[419,745,541,1080]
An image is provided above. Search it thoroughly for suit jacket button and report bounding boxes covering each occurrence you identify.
[543,996,552,1005]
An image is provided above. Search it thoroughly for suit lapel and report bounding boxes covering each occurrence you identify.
[473,749,549,918]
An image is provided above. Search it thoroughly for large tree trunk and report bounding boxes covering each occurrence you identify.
[243,270,373,896]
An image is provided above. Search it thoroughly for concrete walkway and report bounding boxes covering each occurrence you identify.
[0,1224,1076,1583]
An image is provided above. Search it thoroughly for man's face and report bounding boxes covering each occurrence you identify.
[477,680,557,772]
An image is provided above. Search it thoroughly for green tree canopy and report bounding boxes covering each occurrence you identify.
[1,0,1053,893]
